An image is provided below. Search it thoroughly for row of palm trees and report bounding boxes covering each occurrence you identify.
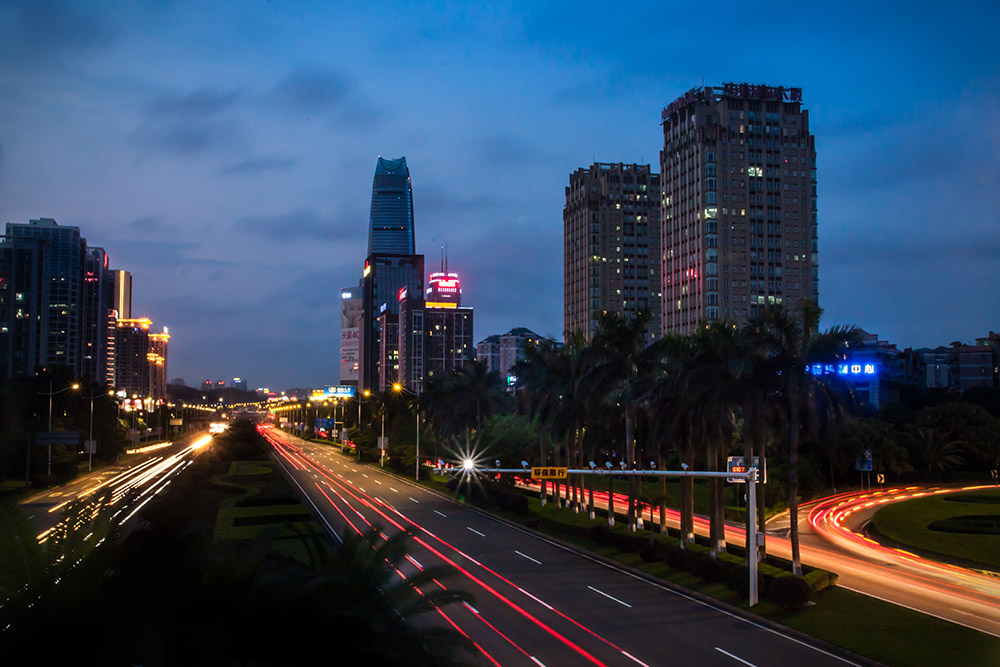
[505,302,860,575]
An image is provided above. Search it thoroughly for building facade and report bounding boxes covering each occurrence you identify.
[477,327,545,391]
[368,156,415,256]
[660,83,817,333]
[360,254,424,390]
[5,218,88,372]
[81,247,114,385]
[564,163,661,342]
[0,236,49,378]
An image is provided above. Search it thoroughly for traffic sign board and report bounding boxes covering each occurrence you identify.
[856,449,873,472]
[726,456,765,483]
[877,473,885,485]
[531,466,567,480]
[36,431,79,446]
[991,469,998,481]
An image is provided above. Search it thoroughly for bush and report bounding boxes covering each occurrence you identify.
[767,575,812,609]
[615,532,639,553]
[588,524,613,546]
[638,541,666,563]
[725,565,764,598]
[664,545,690,570]
[690,555,722,582]
[804,568,838,593]
[507,493,529,515]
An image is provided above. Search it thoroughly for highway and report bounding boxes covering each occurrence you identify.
[19,432,214,542]
[510,476,1000,638]
[263,428,863,667]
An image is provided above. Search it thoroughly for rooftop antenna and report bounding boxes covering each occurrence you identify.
[440,246,444,273]
[445,243,448,273]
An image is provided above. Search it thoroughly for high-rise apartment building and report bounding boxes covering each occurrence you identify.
[477,327,545,391]
[5,218,87,371]
[564,163,661,342]
[398,274,474,395]
[114,318,169,402]
[148,329,169,401]
[0,236,49,378]
[660,83,817,333]
[113,270,132,320]
[368,156,415,256]
[81,247,114,384]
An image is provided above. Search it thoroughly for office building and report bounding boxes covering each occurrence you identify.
[660,83,817,333]
[477,327,545,391]
[5,218,87,371]
[398,273,475,394]
[953,335,999,392]
[378,311,400,389]
[368,156,415,255]
[0,236,49,378]
[115,318,151,399]
[564,163,661,342]
[148,329,169,401]
[113,270,132,320]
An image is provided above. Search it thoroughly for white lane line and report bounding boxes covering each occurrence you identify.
[715,647,757,667]
[359,487,367,493]
[622,651,651,667]
[951,608,1000,624]
[530,657,546,666]
[351,468,357,472]
[374,479,382,485]
[390,487,399,492]
[406,555,423,569]
[362,473,369,478]
[433,509,448,518]
[517,587,554,610]
[587,585,631,608]
[515,550,541,565]
[409,496,420,503]
[467,527,486,537]
[464,602,480,615]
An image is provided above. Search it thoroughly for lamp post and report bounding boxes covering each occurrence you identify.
[392,382,421,481]
[358,389,370,461]
[82,389,115,472]
[38,381,80,476]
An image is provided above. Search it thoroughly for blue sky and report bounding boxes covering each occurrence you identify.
[2,1,998,390]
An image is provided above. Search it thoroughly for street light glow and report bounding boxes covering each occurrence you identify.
[462,458,475,471]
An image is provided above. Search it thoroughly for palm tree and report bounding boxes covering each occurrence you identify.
[904,426,965,478]
[580,310,660,532]
[422,362,509,463]
[748,301,860,575]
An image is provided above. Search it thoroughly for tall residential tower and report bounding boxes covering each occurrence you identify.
[660,83,817,333]
[564,162,661,342]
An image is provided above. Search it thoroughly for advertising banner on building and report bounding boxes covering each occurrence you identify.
[340,287,362,383]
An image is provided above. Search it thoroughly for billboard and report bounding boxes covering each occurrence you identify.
[340,287,362,382]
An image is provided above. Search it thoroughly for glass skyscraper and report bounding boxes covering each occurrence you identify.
[368,156,415,255]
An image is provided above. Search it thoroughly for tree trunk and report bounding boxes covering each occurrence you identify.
[681,439,694,548]
[658,451,666,535]
[588,466,595,519]
[539,433,547,506]
[626,406,636,532]
[607,473,615,527]
[707,438,719,558]
[789,372,803,576]
[715,443,726,554]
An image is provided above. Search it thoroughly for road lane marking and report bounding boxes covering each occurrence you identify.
[951,608,1000,624]
[715,647,756,666]
[359,487,367,493]
[588,585,631,608]
[362,473,369,478]
[464,602,480,614]
[406,555,423,569]
[409,496,420,503]
[530,657,546,666]
[434,510,448,518]
[622,651,651,667]
[374,479,382,485]
[467,527,486,537]
[515,550,541,565]
[390,487,398,492]
[518,587,553,610]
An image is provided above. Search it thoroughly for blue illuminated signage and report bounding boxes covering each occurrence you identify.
[324,385,357,398]
[807,362,877,377]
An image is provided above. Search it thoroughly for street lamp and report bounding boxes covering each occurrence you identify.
[38,381,80,476]
[392,382,422,481]
[357,389,371,461]
[82,389,116,472]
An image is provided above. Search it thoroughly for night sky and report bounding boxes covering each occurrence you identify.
[2,1,998,390]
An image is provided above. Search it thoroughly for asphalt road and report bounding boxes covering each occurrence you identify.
[264,429,863,667]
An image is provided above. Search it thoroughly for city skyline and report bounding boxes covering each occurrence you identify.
[2,2,998,388]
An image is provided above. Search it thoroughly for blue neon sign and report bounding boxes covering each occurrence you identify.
[807,362,877,377]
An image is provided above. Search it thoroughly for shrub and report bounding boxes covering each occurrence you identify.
[767,575,812,609]
[638,542,661,563]
[615,533,639,553]
[507,493,529,515]
[803,568,838,593]
[725,565,764,598]
[690,555,722,582]
[664,545,690,570]
[588,524,613,546]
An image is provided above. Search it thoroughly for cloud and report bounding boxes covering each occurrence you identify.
[146,88,242,119]
[233,209,357,243]
[271,68,351,113]
[128,216,161,233]
[0,0,114,65]
[220,155,297,175]
[111,239,234,269]
[130,87,244,158]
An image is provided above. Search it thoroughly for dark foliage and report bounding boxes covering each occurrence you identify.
[690,554,722,582]
[767,574,812,609]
